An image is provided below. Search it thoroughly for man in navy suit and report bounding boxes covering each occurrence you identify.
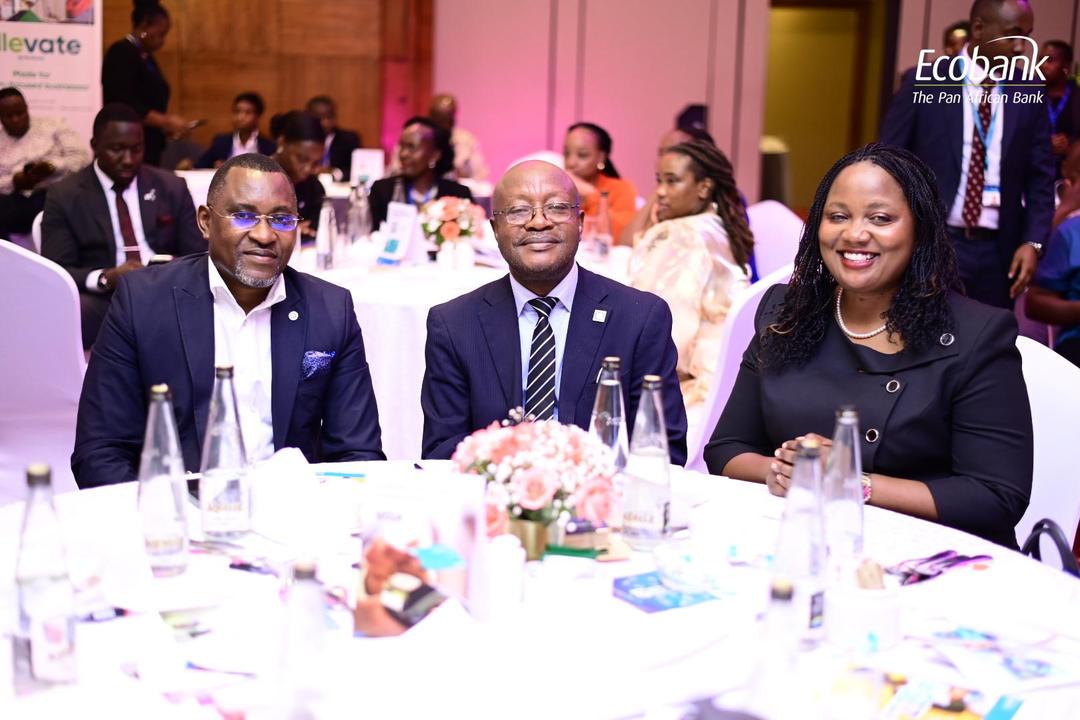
[42,103,205,349]
[421,160,687,463]
[72,153,384,489]
[880,0,1053,308]
[196,92,277,169]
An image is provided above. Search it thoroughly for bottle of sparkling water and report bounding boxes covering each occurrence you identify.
[622,375,671,549]
[138,384,189,577]
[589,356,629,472]
[278,560,327,718]
[744,579,802,718]
[13,464,76,694]
[773,438,827,649]
[200,366,251,538]
[823,406,865,586]
[593,190,614,258]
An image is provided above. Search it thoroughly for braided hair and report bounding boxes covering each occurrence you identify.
[567,122,620,178]
[758,143,961,370]
[664,140,754,268]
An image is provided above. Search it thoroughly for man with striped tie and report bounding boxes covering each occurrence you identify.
[420,160,687,462]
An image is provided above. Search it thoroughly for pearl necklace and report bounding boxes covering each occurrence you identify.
[835,289,888,340]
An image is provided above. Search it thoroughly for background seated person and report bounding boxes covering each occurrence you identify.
[72,153,384,489]
[369,116,472,229]
[41,103,203,349]
[306,95,361,180]
[563,122,636,242]
[704,144,1032,548]
[196,91,276,169]
[273,110,325,243]
[628,140,754,409]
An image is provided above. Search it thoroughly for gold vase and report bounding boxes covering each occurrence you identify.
[508,518,548,561]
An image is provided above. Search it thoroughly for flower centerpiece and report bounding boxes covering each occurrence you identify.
[452,418,617,559]
[419,197,486,268]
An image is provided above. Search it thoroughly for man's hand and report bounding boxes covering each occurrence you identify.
[12,161,56,191]
[102,259,144,288]
[1051,133,1069,156]
[1008,243,1039,299]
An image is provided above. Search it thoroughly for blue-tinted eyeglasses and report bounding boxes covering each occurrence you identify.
[208,206,300,232]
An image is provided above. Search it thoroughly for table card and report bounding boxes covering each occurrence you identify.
[377,202,427,266]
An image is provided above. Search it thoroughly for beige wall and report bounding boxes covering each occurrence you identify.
[433,0,769,202]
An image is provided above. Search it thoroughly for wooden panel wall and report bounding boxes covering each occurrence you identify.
[102,0,432,152]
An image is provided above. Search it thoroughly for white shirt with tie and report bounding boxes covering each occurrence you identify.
[86,161,153,291]
[947,44,1003,231]
[509,262,579,421]
[207,257,287,464]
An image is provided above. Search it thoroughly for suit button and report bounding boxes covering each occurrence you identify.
[940,333,955,346]
[865,428,880,443]
[885,379,901,393]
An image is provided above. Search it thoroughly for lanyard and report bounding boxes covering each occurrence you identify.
[406,182,437,207]
[968,81,999,172]
[1048,87,1071,129]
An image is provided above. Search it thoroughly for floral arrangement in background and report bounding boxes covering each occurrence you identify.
[419,197,486,247]
[452,420,616,536]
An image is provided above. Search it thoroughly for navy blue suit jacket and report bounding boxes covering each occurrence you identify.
[421,266,688,464]
[880,68,1054,255]
[195,133,277,169]
[73,254,385,488]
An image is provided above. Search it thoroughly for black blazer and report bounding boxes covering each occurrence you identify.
[73,254,385,488]
[704,284,1032,548]
[880,68,1054,255]
[195,132,277,169]
[421,267,688,464]
[369,176,474,229]
[41,164,204,290]
[327,129,361,178]
[102,37,170,166]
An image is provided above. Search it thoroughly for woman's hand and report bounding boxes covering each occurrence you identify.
[766,433,831,496]
[567,171,596,200]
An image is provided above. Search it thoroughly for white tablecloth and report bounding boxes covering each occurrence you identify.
[2,465,1079,718]
[309,253,630,460]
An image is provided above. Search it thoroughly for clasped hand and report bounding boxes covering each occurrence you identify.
[766,433,831,497]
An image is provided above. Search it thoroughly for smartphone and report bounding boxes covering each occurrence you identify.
[379,573,447,628]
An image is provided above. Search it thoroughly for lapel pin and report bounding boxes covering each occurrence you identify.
[592,309,608,323]
[143,188,156,202]
[289,310,299,321]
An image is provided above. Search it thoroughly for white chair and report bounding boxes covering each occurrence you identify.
[747,200,803,279]
[1014,336,1080,550]
[31,211,43,253]
[506,151,564,172]
[0,241,85,503]
[686,263,794,473]
[349,148,386,188]
[174,169,215,208]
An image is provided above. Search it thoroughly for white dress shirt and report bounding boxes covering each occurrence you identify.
[208,257,287,464]
[509,262,579,420]
[86,161,153,291]
[947,45,1003,230]
[0,116,89,195]
[231,131,261,159]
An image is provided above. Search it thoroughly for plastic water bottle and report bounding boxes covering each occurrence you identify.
[773,438,827,649]
[137,383,189,577]
[824,406,865,585]
[347,179,372,244]
[589,356,629,471]
[622,375,671,549]
[13,464,76,694]
[199,366,250,538]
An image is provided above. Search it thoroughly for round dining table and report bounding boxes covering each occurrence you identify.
[2,461,1079,719]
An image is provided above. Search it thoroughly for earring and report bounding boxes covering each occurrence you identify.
[428,161,436,169]
[597,161,605,171]
[139,31,147,39]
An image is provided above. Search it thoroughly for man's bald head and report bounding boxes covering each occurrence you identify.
[494,160,580,210]
[429,94,457,131]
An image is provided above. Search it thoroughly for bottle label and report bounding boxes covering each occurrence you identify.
[18,579,76,686]
[808,590,825,630]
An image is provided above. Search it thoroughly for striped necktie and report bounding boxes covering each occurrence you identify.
[524,297,559,420]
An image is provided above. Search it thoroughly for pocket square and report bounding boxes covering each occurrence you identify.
[302,350,336,379]
[157,214,175,227]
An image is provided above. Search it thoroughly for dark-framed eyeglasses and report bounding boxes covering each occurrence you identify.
[492,202,580,227]
[208,206,300,232]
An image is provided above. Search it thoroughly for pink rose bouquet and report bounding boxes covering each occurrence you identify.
[419,197,486,247]
[452,420,617,534]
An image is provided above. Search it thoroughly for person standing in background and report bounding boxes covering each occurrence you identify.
[1043,41,1080,179]
[102,0,192,167]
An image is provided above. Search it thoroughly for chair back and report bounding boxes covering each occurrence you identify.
[686,263,793,473]
[174,169,215,208]
[747,200,803,279]
[350,148,386,188]
[1014,336,1080,550]
[0,241,85,499]
[31,211,43,253]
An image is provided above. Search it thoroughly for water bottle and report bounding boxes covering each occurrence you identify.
[743,579,802,719]
[622,375,671,549]
[589,356,629,471]
[347,179,372,244]
[278,560,327,718]
[315,198,337,270]
[593,190,614,258]
[773,438,827,649]
[824,406,865,586]
[199,366,251,538]
[13,464,76,694]
[137,384,189,577]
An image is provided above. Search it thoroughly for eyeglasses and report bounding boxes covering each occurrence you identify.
[492,202,580,227]
[208,206,300,232]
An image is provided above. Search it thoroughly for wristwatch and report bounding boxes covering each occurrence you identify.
[1024,241,1044,258]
